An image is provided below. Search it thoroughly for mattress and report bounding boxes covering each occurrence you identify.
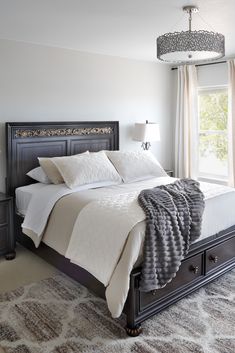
[15,183,47,216]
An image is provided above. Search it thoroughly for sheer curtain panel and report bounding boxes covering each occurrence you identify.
[175,65,198,179]
[228,59,235,187]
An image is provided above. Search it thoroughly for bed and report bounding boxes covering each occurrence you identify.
[6,121,235,336]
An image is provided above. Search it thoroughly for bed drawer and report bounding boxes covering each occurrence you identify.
[139,252,203,311]
[206,236,235,273]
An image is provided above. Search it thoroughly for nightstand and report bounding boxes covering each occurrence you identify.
[164,169,174,177]
[0,193,15,260]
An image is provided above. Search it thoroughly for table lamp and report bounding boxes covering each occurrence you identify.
[133,120,160,150]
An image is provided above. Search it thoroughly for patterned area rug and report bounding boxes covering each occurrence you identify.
[0,270,234,353]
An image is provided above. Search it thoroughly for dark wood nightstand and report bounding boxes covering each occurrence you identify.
[164,169,174,177]
[0,193,15,260]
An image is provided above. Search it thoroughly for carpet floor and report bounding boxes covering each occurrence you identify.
[0,269,234,353]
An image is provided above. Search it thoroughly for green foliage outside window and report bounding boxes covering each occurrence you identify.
[199,91,228,161]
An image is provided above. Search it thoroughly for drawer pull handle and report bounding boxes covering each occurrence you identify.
[189,265,199,274]
[209,255,218,263]
[151,290,157,296]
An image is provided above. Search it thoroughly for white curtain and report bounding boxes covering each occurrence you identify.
[228,59,235,187]
[175,65,198,179]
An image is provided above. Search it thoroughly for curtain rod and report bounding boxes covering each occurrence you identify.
[171,60,226,71]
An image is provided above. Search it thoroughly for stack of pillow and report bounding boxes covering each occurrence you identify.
[27,150,168,189]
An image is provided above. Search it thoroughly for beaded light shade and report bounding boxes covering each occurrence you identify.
[157,6,225,64]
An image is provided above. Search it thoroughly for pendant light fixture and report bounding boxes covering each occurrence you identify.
[157,5,225,63]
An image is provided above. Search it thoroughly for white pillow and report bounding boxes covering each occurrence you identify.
[53,151,122,189]
[38,151,89,184]
[106,150,167,183]
[27,167,52,184]
[38,157,64,184]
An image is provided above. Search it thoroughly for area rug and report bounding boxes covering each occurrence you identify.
[0,269,234,353]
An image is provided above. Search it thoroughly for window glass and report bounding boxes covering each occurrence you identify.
[198,88,228,181]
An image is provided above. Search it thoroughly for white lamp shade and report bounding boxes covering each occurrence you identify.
[133,123,160,142]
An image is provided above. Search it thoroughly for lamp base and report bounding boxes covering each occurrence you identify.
[141,142,151,150]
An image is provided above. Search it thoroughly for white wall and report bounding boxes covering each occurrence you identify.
[0,39,173,192]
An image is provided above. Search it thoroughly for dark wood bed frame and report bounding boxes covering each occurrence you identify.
[6,121,235,337]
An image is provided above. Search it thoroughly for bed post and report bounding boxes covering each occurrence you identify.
[125,323,142,337]
[125,270,142,336]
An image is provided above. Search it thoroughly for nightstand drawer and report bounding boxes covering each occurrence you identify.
[0,226,8,253]
[0,201,8,225]
[0,193,15,260]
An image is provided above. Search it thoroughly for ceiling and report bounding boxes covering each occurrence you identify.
[0,0,234,62]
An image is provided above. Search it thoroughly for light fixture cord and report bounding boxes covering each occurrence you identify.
[167,13,185,33]
[189,9,192,32]
[197,12,217,32]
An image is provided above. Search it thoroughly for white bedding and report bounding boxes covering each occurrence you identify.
[16,183,47,216]
[65,178,235,317]
[18,177,235,318]
[21,181,121,243]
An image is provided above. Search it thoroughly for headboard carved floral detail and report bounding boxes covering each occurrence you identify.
[14,127,113,138]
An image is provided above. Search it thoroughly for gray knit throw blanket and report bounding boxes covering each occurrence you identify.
[138,178,205,292]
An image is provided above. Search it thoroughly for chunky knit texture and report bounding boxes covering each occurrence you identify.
[138,178,205,292]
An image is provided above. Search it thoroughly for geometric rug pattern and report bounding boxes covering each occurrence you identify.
[0,269,234,353]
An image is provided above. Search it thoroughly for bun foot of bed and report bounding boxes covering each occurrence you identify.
[125,324,142,337]
[5,251,16,260]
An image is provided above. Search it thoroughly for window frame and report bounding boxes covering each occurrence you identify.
[197,85,228,185]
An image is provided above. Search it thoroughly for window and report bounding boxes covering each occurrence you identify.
[198,87,228,182]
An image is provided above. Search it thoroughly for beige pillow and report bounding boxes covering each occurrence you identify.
[38,151,89,184]
[53,151,122,189]
[106,150,167,183]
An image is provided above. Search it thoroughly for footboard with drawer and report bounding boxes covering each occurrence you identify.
[125,228,235,336]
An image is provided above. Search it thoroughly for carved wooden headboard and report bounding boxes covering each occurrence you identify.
[6,121,119,196]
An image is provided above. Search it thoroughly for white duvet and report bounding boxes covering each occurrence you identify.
[21,177,235,317]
